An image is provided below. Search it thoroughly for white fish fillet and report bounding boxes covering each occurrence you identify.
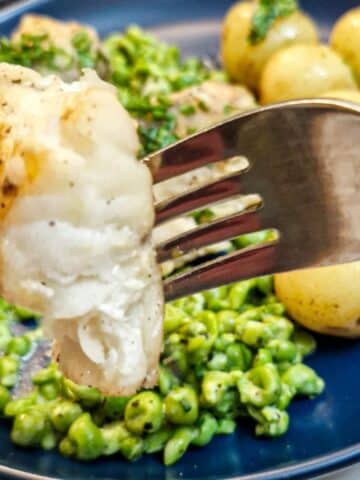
[0,63,163,395]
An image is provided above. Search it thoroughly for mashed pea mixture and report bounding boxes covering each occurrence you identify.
[0,276,324,465]
[0,3,333,466]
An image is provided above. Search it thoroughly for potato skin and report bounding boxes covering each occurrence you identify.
[260,44,357,104]
[331,7,360,85]
[221,1,318,91]
[320,89,360,103]
[274,263,360,338]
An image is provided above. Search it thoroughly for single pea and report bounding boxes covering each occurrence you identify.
[186,314,217,364]
[266,339,298,363]
[39,382,61,400]
[0,385,10,413]
[251,406,289,437]
[238,321,271,347]
[32,364,63,385]
[217,418,237,434]
[229,281,255,310]
[212,388,238,417]
[4,394,37,417]
[261,294,277,305]
[237,309,262,323]
[293,330,317,357]
[41,430,57,450]
[261,302,286,316]
[171,298,188,312]
[163,344,188,376]
[276,382,295,410]
[50,400,83,433]
[165,386,198,425]
[203,287,230,311]
[181,294,206,316]
[256,276,274,295]
[0,323,11,350]
[226,343,252,371]
[229,370,244,384]
[102,396,131,420]
[192,412,218,446]
[144,426,172,454]
[237,364,280,407]
[5,336,31,357]
[100,421,130,456]
[187,336,210,364]
[192,207,215,224]
[262,315,294,341]
[119,434,144,461]
[165,332,183,346]
[164,304,189,334]
[11,408,51,448]
[0,355,19,387]
[64,413,104,460]
[207,352,228,371]
[282,364,325,397]
[201,371,233,406]
[125,391,163,434]
[233,230,273,249]
[217,311,238,334]
[164,426,194,466]
[59,437,76,457]
[277,361,294,374]
[253,348,273,367]
[159,365,180,396]
[62,378,103,408]
[214,333,237,352]
[195,311,218,338]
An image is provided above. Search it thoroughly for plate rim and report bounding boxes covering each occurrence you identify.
[0,1,359,479]
[0,443,359,480]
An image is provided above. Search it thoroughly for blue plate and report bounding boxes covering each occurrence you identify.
[0,1,359,479]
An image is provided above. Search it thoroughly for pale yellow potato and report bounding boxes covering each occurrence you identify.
[221,1,318,91]
[331,7,360,85]
[275,263,360,338]
[260,44,357,104]
[320,89,360,103]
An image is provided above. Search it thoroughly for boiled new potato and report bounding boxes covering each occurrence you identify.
[320,89,360,103]
[221,1,318,91]
[275,263,360,338]
[260,44,357,104]
[331,7,360,85]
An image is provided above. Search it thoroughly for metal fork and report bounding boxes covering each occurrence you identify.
[146,99,360,301]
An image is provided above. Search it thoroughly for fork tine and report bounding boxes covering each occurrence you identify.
[156,204,263,262]
[157,99,360,301]
[163,242,278,301]
[147,123,239,183]
[155,169,250,225]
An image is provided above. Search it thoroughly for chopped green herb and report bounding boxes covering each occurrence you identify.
[0,34,72,71]
[71,31,98,69]
[249,0,298,44]
[0,31,99,75]
[223,104,234,115]
[197,99,210,112]
[179,103,196,116]
[103,26,216,154]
